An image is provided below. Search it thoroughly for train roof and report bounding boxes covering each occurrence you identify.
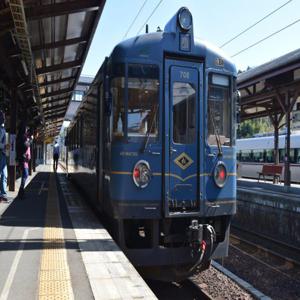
[111,33,234,66]
[237,134,300,151]
[109,33,236,74]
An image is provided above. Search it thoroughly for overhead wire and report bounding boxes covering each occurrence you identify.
[136,0,164,35]
[123,0,148,40]
[220,0,293,48]
[231,17,300,57]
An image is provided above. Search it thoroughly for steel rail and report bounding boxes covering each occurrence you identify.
[230,233,300,285]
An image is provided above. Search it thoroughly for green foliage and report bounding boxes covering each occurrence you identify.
[237,117,272,138]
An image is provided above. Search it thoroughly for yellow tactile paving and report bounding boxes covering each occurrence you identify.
[39,281,73,296]
[39,296,72,300]
[38,174,74,300]
[39,270,70,281]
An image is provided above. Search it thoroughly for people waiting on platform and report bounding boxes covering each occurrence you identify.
[16,123,31,199]
[53,140,60,171]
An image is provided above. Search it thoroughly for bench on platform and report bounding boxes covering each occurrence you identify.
[258,164,283,183]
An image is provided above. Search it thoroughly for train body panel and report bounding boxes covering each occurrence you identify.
[65,7,237,281]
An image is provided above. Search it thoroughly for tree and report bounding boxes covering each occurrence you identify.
[237,117,272,138]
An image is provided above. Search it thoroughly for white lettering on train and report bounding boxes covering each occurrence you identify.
[180,71,190,79]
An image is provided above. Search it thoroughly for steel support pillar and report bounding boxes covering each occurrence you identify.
[32,137,36,172]
[284,93,291,186]
[270,113,280,165]
[9,87,17,191]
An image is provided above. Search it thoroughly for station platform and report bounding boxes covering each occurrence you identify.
[0,165,156,300]
[234,178,300,249]
[238,178,300,201]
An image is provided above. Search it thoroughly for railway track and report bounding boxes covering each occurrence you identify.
[231,225,300,269]
[225,225,300,299]
[231,225,300,267]
[146,278,213,300]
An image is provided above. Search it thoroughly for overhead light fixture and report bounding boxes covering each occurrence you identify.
[62,120,71,128]
[21,59,29,76]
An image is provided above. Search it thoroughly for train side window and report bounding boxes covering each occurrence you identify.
[296,149,300,163]
[279,149,285,163]
[238,151,242,161]
[111,77,125,139]
[253,150,264,162]
[240,150,251,162]
[208,74,231,146]
[173,82,196,144]
[127,64,159,141]
[266,150,274,163]
[290,148,296,163]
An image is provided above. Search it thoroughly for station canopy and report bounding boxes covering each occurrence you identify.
[237,48,300,122]
[0,0,105,139]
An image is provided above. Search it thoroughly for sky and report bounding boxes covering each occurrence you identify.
[81,0,300,76]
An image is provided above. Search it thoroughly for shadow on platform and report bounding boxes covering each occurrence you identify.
[0,171,118,252]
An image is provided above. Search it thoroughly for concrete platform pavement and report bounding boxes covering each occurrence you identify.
[0,165,156,300]
[238,178,300,200]
[56,168,157,300]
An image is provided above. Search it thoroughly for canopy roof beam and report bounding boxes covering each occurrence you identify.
[41,88,73,99]
[43,104,68,113]
[32,37,87,51]
[25,0,100,20]
[39,76,76,87]
[36,59,82,75]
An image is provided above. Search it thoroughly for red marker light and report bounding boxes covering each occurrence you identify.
[219,168,225,180]
[201,240,207,252]
[132,161,152,188]
[133,168,140,178]
[214,162,227,188]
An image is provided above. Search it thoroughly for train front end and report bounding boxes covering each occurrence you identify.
[107,7,237,281]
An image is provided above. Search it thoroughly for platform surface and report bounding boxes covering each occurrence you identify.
[0,165,156,300]
[237,178,300,201]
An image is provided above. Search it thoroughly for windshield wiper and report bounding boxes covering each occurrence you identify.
[209,108,223,157]
[140,104,158,153]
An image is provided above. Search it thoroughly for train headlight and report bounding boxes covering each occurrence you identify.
[214,161,227,188]
[133,160,152,188]
[178,7,193,31]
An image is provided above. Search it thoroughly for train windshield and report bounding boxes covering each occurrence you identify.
[173,82,196,144]
[127,64,159,141]
[208,74,231,146]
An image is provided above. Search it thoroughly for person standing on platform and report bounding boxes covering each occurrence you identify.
[16,124,31,199]
[53,140,60,171]
[0,110,8,202]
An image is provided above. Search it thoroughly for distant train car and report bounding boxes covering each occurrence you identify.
[65,7,237,281]
[237,133,300,182]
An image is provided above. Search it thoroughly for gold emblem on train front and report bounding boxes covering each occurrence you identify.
[174,152,193,170]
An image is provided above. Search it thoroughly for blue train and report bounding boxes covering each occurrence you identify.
[65,7,237,281]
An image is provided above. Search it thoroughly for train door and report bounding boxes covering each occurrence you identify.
[164,59,203,216]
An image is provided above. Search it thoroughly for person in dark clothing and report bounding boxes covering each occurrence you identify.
[16,123,31,199]
[53,140,60,171]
